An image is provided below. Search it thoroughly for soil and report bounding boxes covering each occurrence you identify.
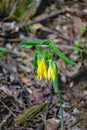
[0,1,87,130]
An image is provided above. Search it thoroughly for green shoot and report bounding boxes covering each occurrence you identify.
[18,39,76,130]
[0,47,8,57]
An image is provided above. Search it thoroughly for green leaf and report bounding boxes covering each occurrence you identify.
[74,41,80,54]
[80,38,86,43]
[0,47,8,53]
[0,47,8,56]
[28,3,33,8]
[18,39,52,48]
[52,63,58,93]
[14,103,48,125]
[0,52,5,57]
[80,26,87,32]
[27,25,36,32]
[51,44,76,65]
[18,39,75,65]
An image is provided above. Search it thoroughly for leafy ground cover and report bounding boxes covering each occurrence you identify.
[0,0,87,130]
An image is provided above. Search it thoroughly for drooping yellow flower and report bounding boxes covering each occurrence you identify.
[37,59,47,80]
[48,66,56,81]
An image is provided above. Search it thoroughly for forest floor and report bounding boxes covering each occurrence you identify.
[0,1,87,130]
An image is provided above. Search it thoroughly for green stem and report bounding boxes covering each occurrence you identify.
[57,90,64,130]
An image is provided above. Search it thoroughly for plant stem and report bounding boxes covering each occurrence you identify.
[57,90,64,130]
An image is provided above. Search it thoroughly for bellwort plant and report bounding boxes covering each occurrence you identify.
[18,39,75,130]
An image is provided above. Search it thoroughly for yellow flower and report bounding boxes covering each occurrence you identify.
[37,59,47,80]
[48,66,56,81]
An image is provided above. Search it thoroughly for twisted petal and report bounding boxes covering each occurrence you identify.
[48,66,56,81]
[37,60,47,80]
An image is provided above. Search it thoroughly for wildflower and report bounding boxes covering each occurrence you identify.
[37,59,47,80]
[48,65,56,81]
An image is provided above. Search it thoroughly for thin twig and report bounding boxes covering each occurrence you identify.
[9,0,19,16]
[0,112,12,128]
[21,9,65,27]
[21,8,87,28]
[0,100,16,117]
[38,27,73,43]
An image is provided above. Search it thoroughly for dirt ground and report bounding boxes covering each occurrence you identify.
[0,0,87,130]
